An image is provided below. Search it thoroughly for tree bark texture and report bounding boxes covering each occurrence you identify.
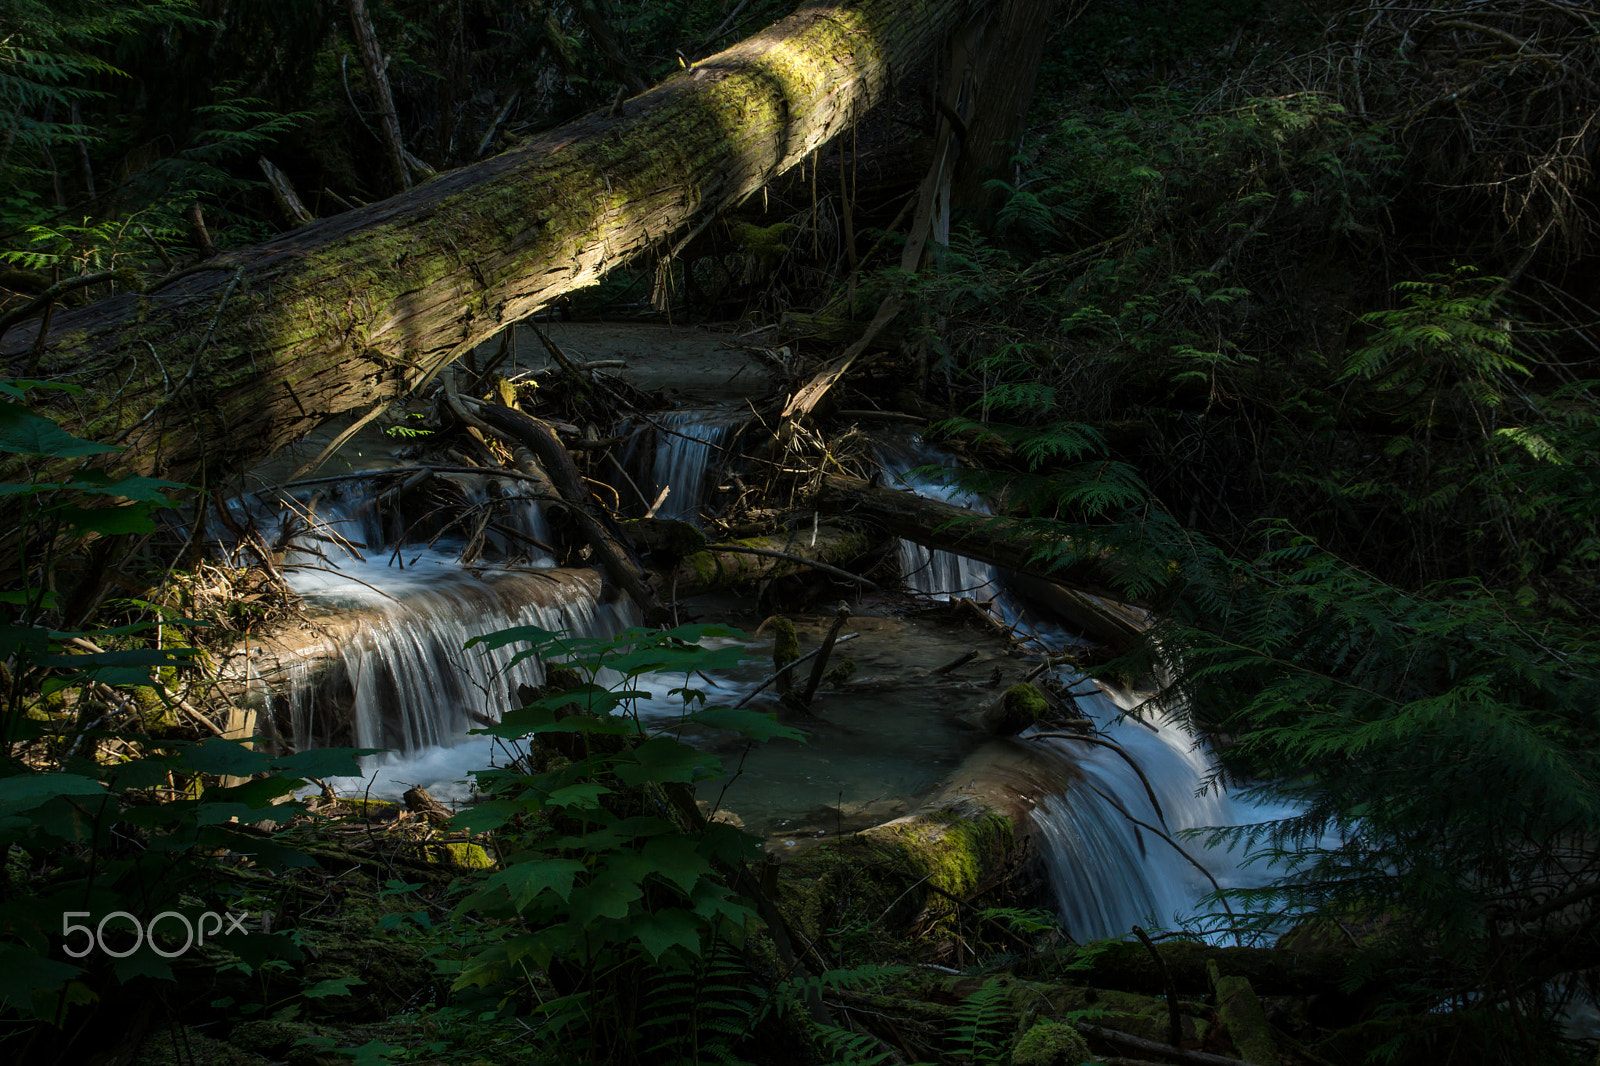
[347,0,412,194]
[949,0,1054,211]
[2,0,985,492]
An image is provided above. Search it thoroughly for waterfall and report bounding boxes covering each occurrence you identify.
[877,440,1003,601]
[285,568,636,754]
[643,411,737,524]
[1026,678,1295,940]
[231,475,633,781]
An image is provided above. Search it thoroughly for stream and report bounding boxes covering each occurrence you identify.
[223,326,1287,942]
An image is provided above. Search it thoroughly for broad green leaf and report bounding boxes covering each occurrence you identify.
[466,857,587,911]
[0,400,119,457]
[38,647,198,670]
[0,772,107,813]
[546,782,610,809]
[177,739,275,776]
[52,503,158,535]
[0,945,84,1010]
[684,706,806,742]
[304,976,365,999]
[641,834,714,896]
[0,624,52,657]
[448,799,525,834]
[464,624,562,651]
[628,907,704,961]
[566,864,645,925]
[111,950,175,984]
[272,748,377,779]
[65,469,186,501]
[612,737,719,785]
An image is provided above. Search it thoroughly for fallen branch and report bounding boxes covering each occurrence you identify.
[732,632,859,709]
[1074,1022,1260,1066]
[799,602,852,704]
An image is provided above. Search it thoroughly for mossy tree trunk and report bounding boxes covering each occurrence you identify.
[1,0,986,489]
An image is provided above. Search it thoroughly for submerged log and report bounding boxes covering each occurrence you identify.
[2,0,985,490]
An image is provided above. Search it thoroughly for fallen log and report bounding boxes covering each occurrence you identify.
[818,474,1149,648]
[2,0,986,490]
[647,523,878,597]
[1019,939,1356,1000]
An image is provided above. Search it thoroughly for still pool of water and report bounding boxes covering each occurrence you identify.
[321,597,1040,846]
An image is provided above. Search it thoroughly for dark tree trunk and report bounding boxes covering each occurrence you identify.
[951,0,1056,213]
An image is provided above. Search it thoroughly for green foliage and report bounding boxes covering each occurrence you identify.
[451,622,803,1064]
[947,978,1015,1066]
[1137,533,1600,1056]
[0,378,373,1028]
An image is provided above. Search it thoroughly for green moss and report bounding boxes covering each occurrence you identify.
[685,549,720,585]
[772,617,799,666]
[729,221,798,266]
[1006,683,1049,720]
[340,797,400,820]
[1013,1020,1091,1066]
[779,801,1019,940]
[772,617,799,693]
[439,841,496,870]
[825,657,857,686]
[131,686,182,730]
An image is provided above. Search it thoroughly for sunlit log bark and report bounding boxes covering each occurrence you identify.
[1,0,986,489]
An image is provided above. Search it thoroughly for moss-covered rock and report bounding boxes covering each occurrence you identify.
[1012,1019,1091,1066]
[779,798,1020,939]
[825,657,857,686]
[981,683,1051,735]
[439,841,496,870]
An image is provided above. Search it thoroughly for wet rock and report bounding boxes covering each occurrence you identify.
[980,682,1051,735]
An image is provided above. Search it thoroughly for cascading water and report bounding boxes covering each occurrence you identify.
[231,472,632,791]
[1025,679,1297,940]
[640,410,738,524]
[236,422,1288,938]
[876,441,1003,602]
[874,437,1289,938]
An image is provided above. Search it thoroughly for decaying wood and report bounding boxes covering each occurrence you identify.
[258,157,314,227]
[347,0,411,194]
[2,0,987,493]
[818,473,1148,648]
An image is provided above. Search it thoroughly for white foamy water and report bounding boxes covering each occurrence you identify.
[1027,677,1301,940]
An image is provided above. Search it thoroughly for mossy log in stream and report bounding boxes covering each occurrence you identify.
[0,0,985,491]
[818,473,1150,648]
[648,523,877,596]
